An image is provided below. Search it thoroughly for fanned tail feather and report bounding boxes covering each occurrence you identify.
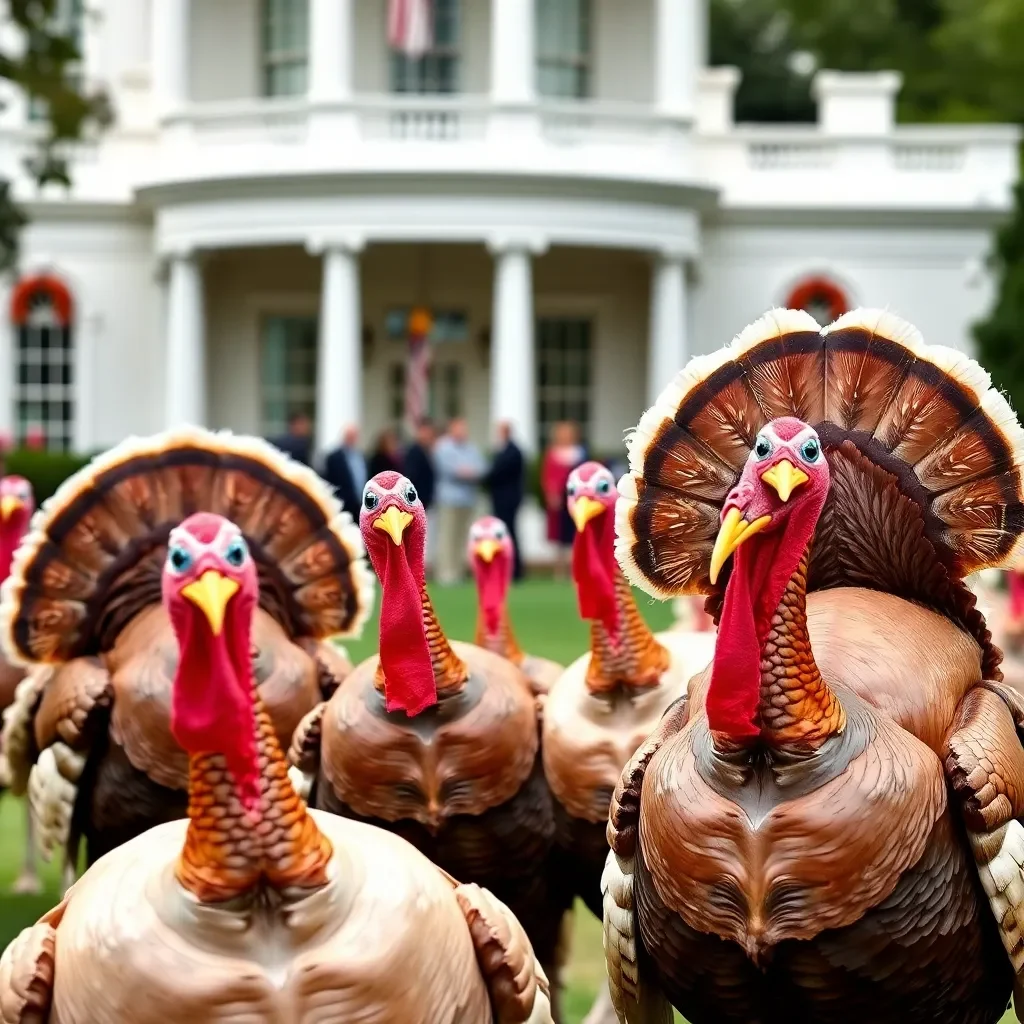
[618,308,1024,670]
[0,427,375,667]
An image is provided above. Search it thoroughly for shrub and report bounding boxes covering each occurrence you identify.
[5,448,94,504]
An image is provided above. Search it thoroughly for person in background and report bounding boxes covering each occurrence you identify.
[542,421,586,580]
[434,417,485,585]
[271,410,313,466]
[321,425,362,515]
[484,420,526,581]
[367,428,404,478]
[404,417,437,513]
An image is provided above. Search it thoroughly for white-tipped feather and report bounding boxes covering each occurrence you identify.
[0,426,375,668]
[618,306,1024,594]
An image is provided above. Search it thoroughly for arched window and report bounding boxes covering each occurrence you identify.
[786,276,849,326]
[10,274,75,451]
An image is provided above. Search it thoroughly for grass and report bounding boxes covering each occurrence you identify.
[0,578,1016,1022]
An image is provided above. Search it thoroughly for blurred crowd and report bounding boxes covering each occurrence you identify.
[269,412,592,584]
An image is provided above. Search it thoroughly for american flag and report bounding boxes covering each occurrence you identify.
[388,0,433,58]
[404,308,433,436]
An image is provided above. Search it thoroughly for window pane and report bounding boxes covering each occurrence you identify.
[536,317,592,447]
[262,0,309,97]
[260,315,317,435]
[389,0,460,94]
[536,0,591,99]
[15,300,74,451]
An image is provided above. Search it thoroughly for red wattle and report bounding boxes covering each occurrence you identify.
[475,557,507,637]
[0,516,28,584]
[707,493,824,739]
[1010,571,1024,620]
[170,606,261,814]
[378,542,437,716]
[572,515,619,642]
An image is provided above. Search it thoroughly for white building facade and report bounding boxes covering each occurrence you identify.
[0,0,1018,554]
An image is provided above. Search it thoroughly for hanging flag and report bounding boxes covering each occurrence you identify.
[388,0,433,59]
[404,307,433,437]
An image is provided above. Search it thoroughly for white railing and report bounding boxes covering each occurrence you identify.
[538,100,663,147]
[355,95,489,142]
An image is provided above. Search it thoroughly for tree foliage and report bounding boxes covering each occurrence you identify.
[0,0,112,272]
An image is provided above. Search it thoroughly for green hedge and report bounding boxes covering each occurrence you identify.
[4,449,94,504]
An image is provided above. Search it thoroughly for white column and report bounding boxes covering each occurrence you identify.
[73,307,100,453]
[309,0,353,102]
[312,241,362,454]
[151,0,189,119]
[654,0,698,117]
[489,0,538,146]
[489,241,539,455]
[164,252,206,427]
[491,0,534,104]
[647,252,689,407]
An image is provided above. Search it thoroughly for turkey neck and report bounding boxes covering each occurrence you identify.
[177,686,333,904]
[586,565,670,695]
[474,603,524,666]
[756,554,845,750]
[375,583,468,698]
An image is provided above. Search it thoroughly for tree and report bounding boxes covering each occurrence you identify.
[0,0,112,272]
[975,181,1024,415]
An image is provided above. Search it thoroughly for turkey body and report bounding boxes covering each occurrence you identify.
[47,604,346,864]
[542,629,714,918]
[17,813,497,1024]
[633,589,1012,1024]
[308,641,567,984]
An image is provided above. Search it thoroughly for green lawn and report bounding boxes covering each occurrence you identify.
[0,578,1017,1022]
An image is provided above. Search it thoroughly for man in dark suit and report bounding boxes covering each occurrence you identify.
[271,410,313,466]
[404,417,436,512]
[321,426,361,515]
[485,420,526,580]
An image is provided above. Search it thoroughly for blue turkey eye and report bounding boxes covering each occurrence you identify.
[363,488,379,511]
[566,480,577,497]
[800,438,821,463]
[225,537,248,567]
[168,545,192,574]
[404,483,418,504]
[754,436,772,460]
[596,478,611,496]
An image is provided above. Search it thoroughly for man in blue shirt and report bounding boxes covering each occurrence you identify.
[433,417,485,584]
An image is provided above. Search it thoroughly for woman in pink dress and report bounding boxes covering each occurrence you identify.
[542,421,585,580]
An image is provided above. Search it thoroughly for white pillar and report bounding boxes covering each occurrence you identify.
[647,253,689,407]
[309,0,353,102]
[489,241,539,455]
[654,0,698,117]
[313,241,362,454]
[164,252,206,427]
[151,0,189,119]
[489,0,538,146]
[491,0,534,104]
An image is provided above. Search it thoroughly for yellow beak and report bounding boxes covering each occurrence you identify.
[709,507,772,585]
[572,496,605,533]
[180,569,240,636]
[760,459,809,503]
[373,505,413,546]
[0,495,22,521]
[475,539,500,563]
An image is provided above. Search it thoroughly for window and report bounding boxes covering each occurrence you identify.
[29,0,85,121]
[260,315,317,436]
[390,0,460,94]
[261,0,309,98]
[388,362,463,427]
[11,277,75,452]
[536,0,592,99]
[384,307,469,344]
[537,317,592,446]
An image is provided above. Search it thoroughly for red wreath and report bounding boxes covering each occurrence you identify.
[10,274,74,326]
[786,276,848,323]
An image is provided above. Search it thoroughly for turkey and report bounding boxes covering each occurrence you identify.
[0,428,369,879]
[604,307,1024,1024]
[543,461,714,920]
[468,514,562,700]
[0,474,39,894]
[290,472,571,1018]
[0,511,552,1024]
